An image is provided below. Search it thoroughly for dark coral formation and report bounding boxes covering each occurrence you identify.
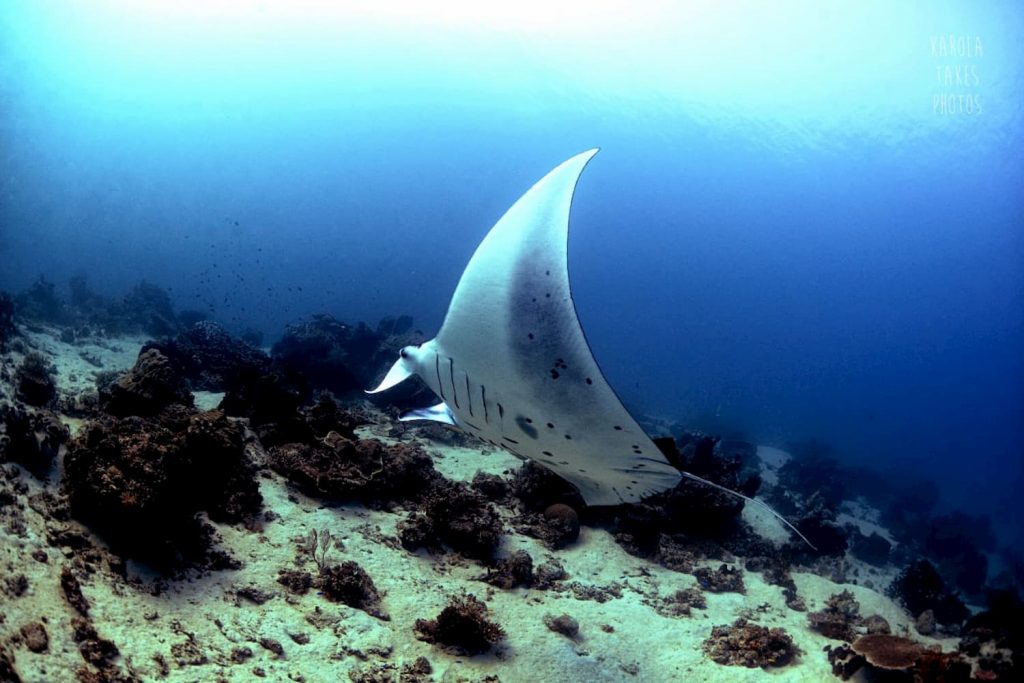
[221,367,312,447]
[398,480,505,561]
[543,613,580,639]
[414,594,505,654]
[15,276,183,338]
[143,321,271,392]
[121,281,180,337]
[808,590,861,641]
[99,349,193,417]
[272,314,422,398]
[653,587,707,618]
[62,407,260,566]
[541,503,580,546]
[511,460,586,512]
[269,433,437,507]
[15,353,57,407]
[702,618,800,668]
[889,559,969,628]
[643,434,759,536]
[0,405,67,478]
[277,569,314,595]
[923,511,993,597]
[694,564,745,593]
[14,277,67,325]
[828,634,977,682]
[481,550,535,589]
[787,491,848,557]
[517,502,581,549]
[959,590,1024,680]
[470,471,512,502]
[316,561,388,620]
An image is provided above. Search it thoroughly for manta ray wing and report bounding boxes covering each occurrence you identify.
[371,149,682,505]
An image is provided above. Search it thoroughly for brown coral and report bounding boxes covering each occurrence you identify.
[317,561,388,620]
[100,348,193,416]
[269,435,438,506]
[703,618,801,668]
[15,352,57,407]
[694,564,745,593]
[414,594,505,654]
[62,408,260,566]
[808,590,861,641]
[398,479,505,561]
[851,634,924,669]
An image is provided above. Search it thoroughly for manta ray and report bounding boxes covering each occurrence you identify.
[368,149,812,544]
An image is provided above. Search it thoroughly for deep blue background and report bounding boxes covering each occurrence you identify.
[2,2,1021,541]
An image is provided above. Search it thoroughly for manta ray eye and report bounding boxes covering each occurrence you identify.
[400,348,409,358]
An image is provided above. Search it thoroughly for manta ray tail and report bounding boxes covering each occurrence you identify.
[677,470,817,551]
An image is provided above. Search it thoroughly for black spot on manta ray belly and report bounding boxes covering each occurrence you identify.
[515,415,538,439]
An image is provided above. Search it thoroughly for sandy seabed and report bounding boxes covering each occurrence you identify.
[0,328,960,682]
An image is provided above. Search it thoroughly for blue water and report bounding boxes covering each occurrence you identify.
[2,2,1022,541]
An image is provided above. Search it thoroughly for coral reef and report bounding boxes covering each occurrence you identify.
[694,564,745,593]
[120,281,180,337]
[414,594,505,654]
[644,434,759,536]
[0,405,67,478]
[99,349,194,417]
[959,590,1023,680]
[788,492,849,557]
[221,367,312,447]
[143,321,271,392]
[517,502,581,549]
[269,433,438,507]
[807,590,861,641]
[924,511,993,597]
[398,480,505,561]
[272,314,422,398]
[62,407,260,566]
[470,471,512,502]
[652,587,707,618]
[15,352,57,407]
[890,559,969,628]
[702,618,801,668]
[480,550,534,589]
[829,634,978,682]
[510,459,585,512]
[14,277,67,325]
[317,561,388,620]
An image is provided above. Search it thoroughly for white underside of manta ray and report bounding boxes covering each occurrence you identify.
[367,149,813,546]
